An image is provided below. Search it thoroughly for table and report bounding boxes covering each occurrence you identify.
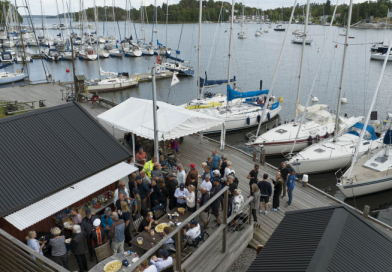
[130,208,193,251]
[90,251,138,272]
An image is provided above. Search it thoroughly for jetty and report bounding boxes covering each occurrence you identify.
[1,83,391,272]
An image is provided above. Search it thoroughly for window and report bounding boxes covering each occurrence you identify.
[363,142,370,146]
[375,157,388,163]
[276,129,287,134]
[314,148,326,153]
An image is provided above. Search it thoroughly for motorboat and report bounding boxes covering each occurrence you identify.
[63,51,75,60]
[163,61,194,76]
[74,37,83,45]
[274,25,285,31]
[85,72,139,92]
[338,125,392,198]
[52,24,59,29]
[59,24,66,30]
[109,49,123,57]
[287,121,385,174]
[15,51,32,63]
[79,49,98,60]
[370,52,392,61]
[255,30,261,37]
[0,51,14,63]
[292,29,304,36]
[124,47,142,57]
[44,48,63,61]
[3,40,15,48]
[142,46,154,56]
[42,39,54,47]
[292,35,313,45]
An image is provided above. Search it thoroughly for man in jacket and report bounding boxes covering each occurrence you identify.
[287,169,296,206]
[70,225,88,272]
[101,207,113,234]
[210,179,223,226]
[257,174,272,215]
[143,157,158,178]
[90,218,107,263]
[166,174,178,210]
[136,175,151,216]
[108,212,125,254]
[80,208,98,261]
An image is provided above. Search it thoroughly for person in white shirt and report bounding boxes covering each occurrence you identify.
[113,180,130,204]
[185,185,196,212]
[224,161,233,178]
[183,219,201,243]
[136,259,157,272]
[176,164,186,185]
[199,174,212,193]
[150,249,173,272]
[174,183,189,208]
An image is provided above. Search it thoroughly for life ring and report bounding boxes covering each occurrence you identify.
[278,97,283,103]
[16,69,20,73]
[136,77,139,82]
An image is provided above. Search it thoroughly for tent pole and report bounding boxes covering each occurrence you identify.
[132,133,136,158]
[152,64,159,158]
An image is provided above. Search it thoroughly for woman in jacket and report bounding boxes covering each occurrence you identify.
[49,227,70,270]
[271,172,283,211]
[251,184,260,222]
[185,185,196,212]
[120,201,132,247]
[186,173,198,204]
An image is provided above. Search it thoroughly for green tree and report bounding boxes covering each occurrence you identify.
[325,0,331,15]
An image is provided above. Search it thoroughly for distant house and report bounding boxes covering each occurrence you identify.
[335,13,341,17]
[319,14,330,24]
[247,205,392,272]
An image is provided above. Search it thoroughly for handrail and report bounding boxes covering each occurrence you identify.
[125,186,230,271]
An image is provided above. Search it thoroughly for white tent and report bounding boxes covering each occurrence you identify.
[97,97,226,151]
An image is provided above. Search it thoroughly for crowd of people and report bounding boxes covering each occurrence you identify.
[25,145,297,272]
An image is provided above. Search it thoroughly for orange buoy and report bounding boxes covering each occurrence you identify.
[66,68,70,73]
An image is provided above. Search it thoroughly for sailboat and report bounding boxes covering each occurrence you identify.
[238,6,246,39]
[181,0,281,134]
[247,0,353,156]
[153,0,158,33]
[292,35,313,45]
[337,39,392,198]
[0,63,26,84]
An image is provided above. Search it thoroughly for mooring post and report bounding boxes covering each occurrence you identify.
[253,151,257,161]
[363,205,370,219]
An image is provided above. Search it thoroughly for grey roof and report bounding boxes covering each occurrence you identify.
[247,205,392,272]
[0,102,131,218]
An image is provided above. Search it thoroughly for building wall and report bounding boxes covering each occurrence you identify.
[0,183,116,242]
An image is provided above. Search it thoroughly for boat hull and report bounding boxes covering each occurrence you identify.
[86,81,139,92]
[203,106,282,134]
[337,175,392,198]
[0,73,25,84]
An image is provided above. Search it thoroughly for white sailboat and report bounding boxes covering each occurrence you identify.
[292,35,313,45]
[238,6,246,39]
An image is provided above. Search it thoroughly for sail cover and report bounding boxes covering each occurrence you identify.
[200,77,236,88]
[347,122,378,140]
[166,53,184,63]
[227,85,269,102]
[0,63,12,70]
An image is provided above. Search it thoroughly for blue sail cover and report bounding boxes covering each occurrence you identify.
[166,53,184,63]
[227,85,269,102]
[200,77,235,87]
[0,63,12,70]
[383,129,392,145]
[157,40,162,46]
[347,122,378,140]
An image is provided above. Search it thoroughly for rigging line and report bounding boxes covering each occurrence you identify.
[129,0,138,41]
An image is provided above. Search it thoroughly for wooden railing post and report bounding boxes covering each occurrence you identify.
[222,190,228,253]
[248,200,253,225]
[176,231,182,270]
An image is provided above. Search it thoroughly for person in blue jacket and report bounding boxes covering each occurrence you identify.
[287,169,296,206]
[101,207,113,234]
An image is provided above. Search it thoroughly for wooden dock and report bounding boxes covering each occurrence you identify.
[2,83,392,271]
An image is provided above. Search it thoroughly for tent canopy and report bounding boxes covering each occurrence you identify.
[97,97,224,140]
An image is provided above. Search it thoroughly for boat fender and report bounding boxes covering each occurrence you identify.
[315,135,320,142]
[257,115,261,123]
[46,58,48,61]
[14,60,17,63]
[267,112,271,120]
[278,97,283,103]
[62,58,64,61]
[246,117,250,125]
[31,59,33,62]
[307,136,313,146]
[136,77,139,82]
[325,132,330,138]
[16,70,20,73]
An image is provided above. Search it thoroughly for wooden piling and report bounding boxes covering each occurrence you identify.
[363,205,370,219]
[253,151,257,161]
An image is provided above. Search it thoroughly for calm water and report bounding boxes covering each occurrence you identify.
[5,19,392,224]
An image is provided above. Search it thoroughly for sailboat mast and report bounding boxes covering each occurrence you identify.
[166,0,168,48]
[226,0,235,87]
[294,0,311,124]
[197,0,202,100]
[151,64,159,159]
[93,0,101,81]
[333,0,353,142]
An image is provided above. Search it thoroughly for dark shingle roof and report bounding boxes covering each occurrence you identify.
[247,205,392,272]
[0,102,131,217]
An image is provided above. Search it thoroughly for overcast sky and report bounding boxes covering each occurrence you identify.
[22,0,368,16]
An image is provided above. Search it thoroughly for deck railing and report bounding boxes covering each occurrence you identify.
[0,228,68,272]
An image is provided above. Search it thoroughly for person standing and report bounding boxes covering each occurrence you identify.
[80,208,98,262]
[136,175,151,216]
[90,219,107,262]
[158,178,168,211]
[186,173,198,203]
[271,172,283,211]
[140,170,151,186]
[26,230,46,260]
[186,163,198,186]
[70,207,82,226]
[174,183,189,208]
[227,175,238,216]
[136,147,147,166]
[279,162,290,198]
[224,161,233,179]
[220,156,228,178]
[250,184,260,222]
[101,207,113,234]
[108,212,125,254]
[211,149,221,171]
[132,188,141,220]
[166,174,178,210]
[149,178,163,208]
[151,163,164,178]
[257,174,272,215]
[113,180,130,204]
[210,179,223,226]
[70,225,88,271]
[287,169,296,206]
[49,227,70,270]
[247,164,260,196]
[120,201,132,247]
[176,164,186,185]
[198,187,210,230]
[185,185,196,212]
[199,174,212,193]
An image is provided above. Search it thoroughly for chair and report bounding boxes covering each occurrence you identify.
[133,216,144,234]
[161,264,174,272]
[94,242,112,263]
[154,209,165,220]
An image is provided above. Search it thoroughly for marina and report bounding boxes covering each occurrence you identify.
[2,0,392,271]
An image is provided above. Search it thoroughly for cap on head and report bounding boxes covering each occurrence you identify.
[147,211,153,217]
[158,249,170,258]
[168,173,175,178]
[213,169,220,175]
[180,183,185,188]
[289,168,295,173]
[93,218,101,227]
[85,208,92,215]
[135,175,142,180]
[139,147,143,150]
[190,219,198,226]
[189,163,196,168]
[104,207,111,213]
[133,188,140,194]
